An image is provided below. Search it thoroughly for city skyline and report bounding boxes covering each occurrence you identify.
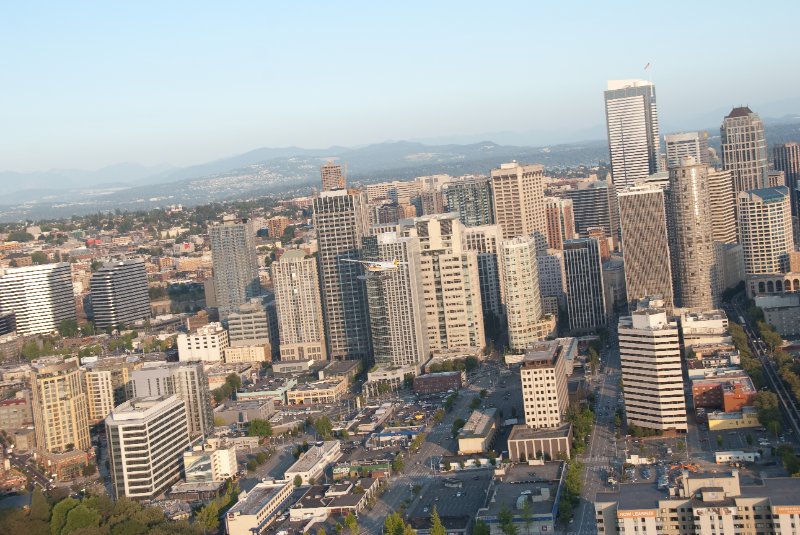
[2,2,800,173]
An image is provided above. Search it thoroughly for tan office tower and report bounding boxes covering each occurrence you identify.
[501,236,554,352]
[520,341,569,429]
[618,184,674,313]
[708,168,744,293]
[490,162,548,251]
[618,297,687,432]
[320,161,345,191]
[313,189,371,361]
[271,251,327,361]
[721,106,768,194]
[400,214,485,355]
[668,157,716,309]
[462,225,505,320]
[544,197,575,250]
[737,186,794,276]
[31,358,90,454]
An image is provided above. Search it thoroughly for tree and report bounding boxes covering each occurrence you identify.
[344,512,358,534]
[246,460,257,472]
[30,487,51,522]
[8,230,34,242]
[255,452,268,464]
[316,528,326,535]
[430,507,445,535]
[521,499,533,535]
[193,501,219,532]
[313,416,333,440]
[51,498,79,535]
[248,419,273,438]
[293,474,303,487]
[716,434,724,447]
[225,373,242,391]
[62,505,100,535]
[451,418,466,438]
[392,453,404,474]
[473,521,490,535]
[58,319,79,338]
[31,251,49,265]
[110,520,147,535]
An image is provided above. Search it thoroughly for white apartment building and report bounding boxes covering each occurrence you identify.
[225,480,294,535]
[105,395,190,500]
[520,341,569,429]
[619,298,687,432]
[284,440,342,485]
[0,263,75,335]
[177,322,229,362]
[462,224,505,320]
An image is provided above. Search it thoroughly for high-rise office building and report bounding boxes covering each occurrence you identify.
[708,168,745,293]
[30,358,90,454]
[320,161,345,191]
[664,131,710,168]
[667,157,717,309]
[560,180,618,243]
[604,79,661,193]
[520,341,569,429]
[401,214,485,354]
[90,259,150,330]
[0,263,75,335]
[618,297,686,432]
[773,142,800,216]
[544,197,575,250]
[618,184,674,312]
[462,225,505,320]
[563,238,606,332]
[271,251,327,362]
[313,189,371,361]
[227,300,271,348]
[363,233,428,369]
[490,162,548,251]
[737,186,794,276]
[537,250,567,312]
[501,236,554,352]
[106,395,189,500]
[721,106,768,194]
[130,361,213,438]
[209,216,260,316]
[444,177,495,227]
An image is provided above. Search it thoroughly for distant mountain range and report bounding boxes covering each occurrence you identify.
[1,116,799,223]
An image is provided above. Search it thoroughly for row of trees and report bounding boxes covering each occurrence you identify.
[426,356,479,374]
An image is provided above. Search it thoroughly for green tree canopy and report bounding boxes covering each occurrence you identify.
[62,505,100,535]
[248,419,273,438]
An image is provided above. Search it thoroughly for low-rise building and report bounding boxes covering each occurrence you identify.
[223,344,270,364]
[692,372,756,412]
[289,478,380,522]
[506,423,573,461]
[183,442,238,482]
[332,460,392,481]
[679,309,733,351]
[413,371,465,394]
[214,399,275,428]
[225,480,294,535]
[0,393,31,429]
[206,362,252,391]
[272,360,314,374]
[286,379,347,406]
[177,322,229,363]
[318,360,361,385]
[707,406,761,431]
[457,408,497,454]
[284,441,342,485]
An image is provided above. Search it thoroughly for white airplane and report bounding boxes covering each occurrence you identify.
[340,257,407,272]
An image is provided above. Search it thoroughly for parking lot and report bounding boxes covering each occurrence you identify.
[405,471,492,519]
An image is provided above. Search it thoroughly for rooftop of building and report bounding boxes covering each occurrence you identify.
[293,478,377,510]
[682,309,728,322]
[205,362,252,376]
[595,484,670,509]
[521,340,561,368]
[726,106,754,119]
[228,481,290,516]
[482,462,563,517]
[185,322,225,336]
[290,379,345,392]
[459,408,496,439]
[286,441,340,474]
[507,423,572,441]
[107,395,180,422]
[691,372,754,392]
[321,360,361,375]
[741,186,789,202]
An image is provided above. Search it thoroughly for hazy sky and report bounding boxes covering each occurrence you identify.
[2,1,799,172]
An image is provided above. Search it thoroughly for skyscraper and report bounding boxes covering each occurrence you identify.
[0,263,75,335]
[501,236,554,352]
[604,79,661,193]
[773,142,800,215]
[490,162,548,252]
[737,186,794,276]
[560,180,618,242]
[664,131,710,168]
[320,161,345,191]
[401,214,485,354]
[363,233,428,369]
[544,197,576,250]
[618,184,674,312]
[618,297,686,432]
[209,216,260,316]
[30,358,90,454]
[130,361,213,438]
[313,189,371,361]
[90,259,150,330]
[563,238,606,332]
[462,225,505,321]
[721,106,768,194]
[708,168,745,293]
[271,251,327,362]
[667,157,717,309]
[444,177,495,227]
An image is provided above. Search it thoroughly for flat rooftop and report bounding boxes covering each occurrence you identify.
[459,408,496,439]
[595,484,670,510]
[285,441,339,474]
[484,462,564,517]
[229,482,288,516]
[508,423,572,441]
[291,379,343,392]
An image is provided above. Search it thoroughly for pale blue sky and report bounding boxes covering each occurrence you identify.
[2,1,798,172]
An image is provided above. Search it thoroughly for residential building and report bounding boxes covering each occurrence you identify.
[105,395,189,500]
[0,263,75,335]
[412,371,465,394]
[501,236,554,352]
[537,250,566,312]
[420,190,445,215]
[130,361,213,438]
[209,216,260,316]
[365,179,421,204]
[227,300,270,347]
[490,162,547,251]
[284,441,342,485]
[177,322,229,363]
[773,142,800,216]
[721,106,769,194]
[90,259,150,330]
[313,189,371,361]
[225,480,294,535]
[444,177,494,226]
[618,184,673,313]
[664,131,710,168]
[520,341,569,429]
[544,197,575,250]
[266,215,291,239]
[708,168,744,293]
[0,394,32,429]
[462,225,505,321]
[30,358,90,454]
[83,356,143,423]
[738,186,794,278]
[563,239,606,332]
[363,233,429,369]
[618,298,687,432]
[320,161,345,191]
[667,156,717,308]
[604,79,661,193]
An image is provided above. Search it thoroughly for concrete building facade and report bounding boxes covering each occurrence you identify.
[490,162,547,252]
